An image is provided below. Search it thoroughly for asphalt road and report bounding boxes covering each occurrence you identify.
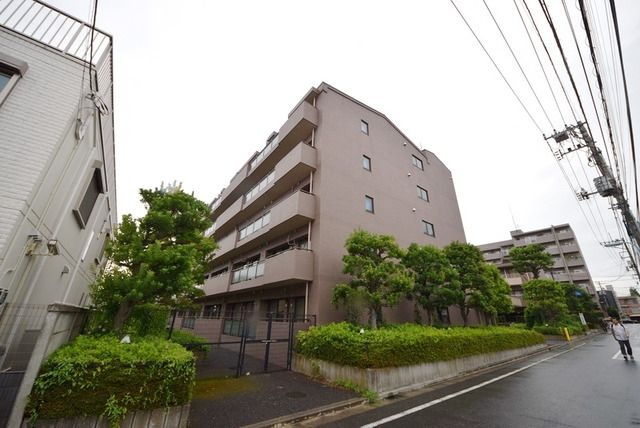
[304,325,640,428]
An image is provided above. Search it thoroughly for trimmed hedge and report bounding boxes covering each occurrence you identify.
[296,322,544,369]
[169,329,210,355]
[27,335,195,425]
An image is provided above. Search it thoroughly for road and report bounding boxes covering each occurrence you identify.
[301,325,640,428]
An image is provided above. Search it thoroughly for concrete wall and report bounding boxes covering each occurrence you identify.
[23,404,190,428]
[294,344,546,395]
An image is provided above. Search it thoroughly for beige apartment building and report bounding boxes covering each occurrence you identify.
[479,224,597,317]
[198,83,467,330]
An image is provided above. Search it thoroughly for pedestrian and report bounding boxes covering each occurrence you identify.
[611,318,634,360]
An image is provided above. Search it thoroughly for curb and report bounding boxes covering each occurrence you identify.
[245,332,601,428]
[240,397,366,428]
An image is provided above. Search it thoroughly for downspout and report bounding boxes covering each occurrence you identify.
[305,282,309,318]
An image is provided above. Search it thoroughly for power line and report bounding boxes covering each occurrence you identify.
[609,0,640,218]
[521,0,578,123]
[513,0,566,125]
[483,0,555,129]
[449,0,544,134]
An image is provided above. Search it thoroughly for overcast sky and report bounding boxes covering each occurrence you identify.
[49,0,640,295]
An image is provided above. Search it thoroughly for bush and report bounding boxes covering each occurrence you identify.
[295,322,544,369]
[28,335,195,426]
[169,329,210,355]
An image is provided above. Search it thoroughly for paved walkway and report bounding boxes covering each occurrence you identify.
[188,332,599,427]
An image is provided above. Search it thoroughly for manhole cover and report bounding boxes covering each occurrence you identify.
[285,391,307,399]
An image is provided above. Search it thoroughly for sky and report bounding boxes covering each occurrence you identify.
[47,0,640,295]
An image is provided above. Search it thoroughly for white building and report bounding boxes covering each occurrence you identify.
[0,1,116,424]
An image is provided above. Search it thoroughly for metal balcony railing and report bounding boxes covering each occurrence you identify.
[0,0,111,64]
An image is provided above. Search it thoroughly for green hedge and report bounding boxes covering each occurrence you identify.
[296,322,544,369]
[28,335,195,425]
[169,329,210,355]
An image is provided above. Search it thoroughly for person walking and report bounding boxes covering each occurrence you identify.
[611,318,634,360]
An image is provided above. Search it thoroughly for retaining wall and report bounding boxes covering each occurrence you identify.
[22,404,190,428]
[294,344,546,396]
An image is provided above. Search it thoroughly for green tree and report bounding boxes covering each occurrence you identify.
[443,242,488,326]
[91,188,217,331]
[332,230,413,329]
[508,244,553,279]
[607,307,620,319]
[522,279,569,326]
[402,244,457,325]
[480,264,514,324]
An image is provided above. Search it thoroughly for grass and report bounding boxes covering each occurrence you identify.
[192,376,258,400]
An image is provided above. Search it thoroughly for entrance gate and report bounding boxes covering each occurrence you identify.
[172,314,316,378]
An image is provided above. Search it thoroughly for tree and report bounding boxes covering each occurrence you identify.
[479,264,514,324]
[91,188,217,331]
[402,244,457,325]
[607,307,620,319]
[332,230,413,329]
[443,242,488,326]
[522,279,569,326]
[508,244,553,279]
[630,287,640,298]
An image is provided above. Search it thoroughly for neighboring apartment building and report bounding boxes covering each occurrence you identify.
[0,1,116,424]
[479,225,597,318]
[198,82,467,332]
[618,295,640,321]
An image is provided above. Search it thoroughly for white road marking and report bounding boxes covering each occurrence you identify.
[360,344,586,428]
[611,351,621,360]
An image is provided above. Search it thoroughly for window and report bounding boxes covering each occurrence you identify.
[361,120,369,135]
[73,169,104,228]
[203,304,222,319]
[412,155,424,170]
[417,186,429,201]
[264,297,305,321]
[181,311,196,329]
[422,220,435,237]
[0,54,27,107]
[245,170,275,203]
[238,211,270,240]
[365,195,374,213]
[363,155,371,171]
[223,302,254,337]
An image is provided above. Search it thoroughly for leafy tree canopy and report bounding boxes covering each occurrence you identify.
[333,230,413,329]
[92,188,217,331]
[522,278,568,326]
[403,243,458,325]
[509,244,553,279]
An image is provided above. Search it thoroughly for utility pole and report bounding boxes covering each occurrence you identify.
[547,122,640,280]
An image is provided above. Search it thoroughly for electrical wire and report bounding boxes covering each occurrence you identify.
[513,0,566,126]
[450,0,544,134]
[608,0,640,218]
[483,0,555,130]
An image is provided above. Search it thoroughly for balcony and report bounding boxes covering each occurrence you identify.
[212,190,315,264]
[505,276,524,286]
[211,102,318,217]
[230,248,314,293]
[510,295,525,308]
[203,249,314,296]
[203,271,230,296]
[213,142,317,236]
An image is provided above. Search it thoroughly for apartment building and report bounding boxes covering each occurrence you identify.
[0,1,116,424]
[479,224,597,317]
[199,83,467,330]
[618,295,640,321]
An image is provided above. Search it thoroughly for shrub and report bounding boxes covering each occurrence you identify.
[28,335,195,426]
[169,329,210,355]
[296,322,544,369]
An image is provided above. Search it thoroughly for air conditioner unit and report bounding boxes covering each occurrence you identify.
[594,176,616,197]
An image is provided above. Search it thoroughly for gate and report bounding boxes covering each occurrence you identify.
[173,314,316,378]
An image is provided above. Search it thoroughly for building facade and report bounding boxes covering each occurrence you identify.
[479,224,597,319]
[198,83,467,332]
[0,1,116,424]
[617,295,640,321]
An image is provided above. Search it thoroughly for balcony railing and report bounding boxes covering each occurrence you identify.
[231,261,265,284]
[0,0,111,65]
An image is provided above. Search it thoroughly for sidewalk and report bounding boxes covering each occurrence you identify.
[188,332,601,428]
